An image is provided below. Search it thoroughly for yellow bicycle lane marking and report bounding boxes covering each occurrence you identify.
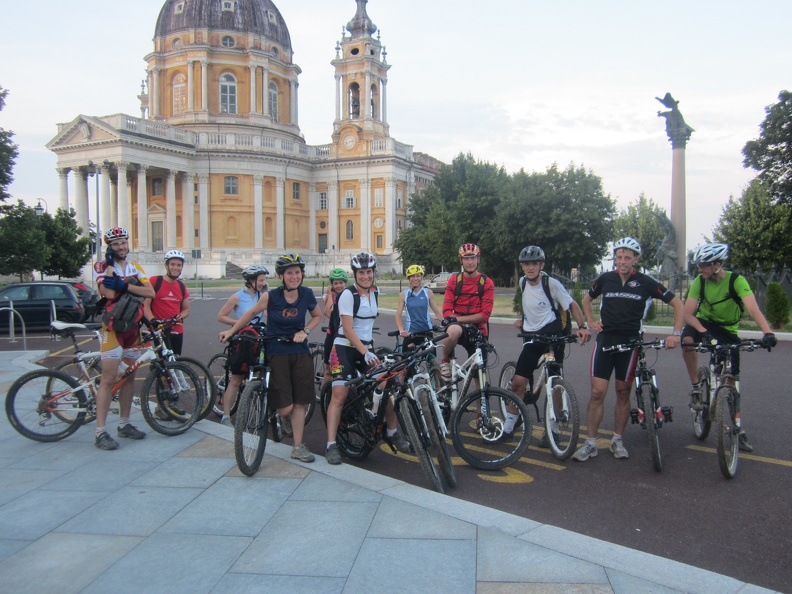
[686,445,792,468]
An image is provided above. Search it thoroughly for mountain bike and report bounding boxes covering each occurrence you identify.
[691,339,768,478]
[604,336,669,472]
[6,319,205,441]
[435,323,532,470]
[499,332,580,460]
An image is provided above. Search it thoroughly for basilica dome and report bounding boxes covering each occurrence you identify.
[155,0,292,50]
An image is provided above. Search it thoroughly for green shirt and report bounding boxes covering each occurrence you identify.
[687,271,752,333]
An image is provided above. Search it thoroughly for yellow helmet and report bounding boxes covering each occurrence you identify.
[405,264,425,277]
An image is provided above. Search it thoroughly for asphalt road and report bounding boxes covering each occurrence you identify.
[5,289,791,592]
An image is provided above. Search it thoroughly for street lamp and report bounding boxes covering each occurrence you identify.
[34,198,48,217]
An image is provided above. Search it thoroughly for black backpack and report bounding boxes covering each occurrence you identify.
[152,276,187,300]
[328,285,379,338]
[226,325,262,375]
[696,271,745,326]
[453,272,488,299]
[520,272,572,335]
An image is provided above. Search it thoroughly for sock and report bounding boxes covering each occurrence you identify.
[327,441,336,449]
[96,426,107,437]
[586,438,597,446]
[504,412,519,432]
[118,418,129,429]
[612,433,622,443]
[386,427,397,438]
[221,415,230,423]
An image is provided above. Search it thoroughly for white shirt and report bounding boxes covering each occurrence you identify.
[521,276,574,332]
[334,287,377,346]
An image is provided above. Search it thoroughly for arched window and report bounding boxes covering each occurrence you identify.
[268,81,279,122]
[220,73,237,114]
[346,220,354,240]
[348,83,360,119]
[173,74,186,116]
[370,82,379,120]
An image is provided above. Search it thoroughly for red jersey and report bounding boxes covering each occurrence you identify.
[442,272,495,336]
[149,276,190,334]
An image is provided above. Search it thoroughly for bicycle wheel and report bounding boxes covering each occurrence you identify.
[235,379,268,476]
[177,356,217,421]
[641,383,662,472]
[544,377,580,461]
[5,369,87,442]
[208,353,239,417]
[714,385,739,478]
[418,391,457,488]
[51,358,101,424]
[398,396,444,493]
[320,381,372,461]
[140,361,204,436]
[692,366,711,440]
[450,387,531,470]
[304,349,325,426]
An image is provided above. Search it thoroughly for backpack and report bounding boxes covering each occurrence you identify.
[226,325,262,375]
[328,285,379,339]
[520,272,572,335]
[101,290,144,333]
[152,276,186,300]
[696,271,745,326]
[453,272,488,300]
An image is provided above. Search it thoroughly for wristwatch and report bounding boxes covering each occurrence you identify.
[579,323,588,330]
[304,327,311,335]
[672,330,682,336]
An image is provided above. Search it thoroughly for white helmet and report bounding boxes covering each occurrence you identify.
[613,237,642,256]
[693,243,729,265]
[164,249,185,262]
[242,264,269,281]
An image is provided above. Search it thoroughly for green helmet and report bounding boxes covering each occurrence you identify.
[329,268,348,282]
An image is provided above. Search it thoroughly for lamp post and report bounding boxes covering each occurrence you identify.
[34,198,48,217]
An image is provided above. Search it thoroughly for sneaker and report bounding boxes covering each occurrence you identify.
[220,417,233,427]
[609,440,629,459]
[538,431,560,449]
[439,361,452,380]
[117,424,146,440]
[738,431,754,452]
[281,415,293,437]
[154,408,171,421]
[573,441,598,461]
[689,384,704,412]
[326,443,342,465]
[388,432,413,453]
[291,443,315,463]
[499,430,515,443]
[95,431,119,450]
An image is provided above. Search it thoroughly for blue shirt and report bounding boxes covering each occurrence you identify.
[265,286,317,357]
[235,289,262,324]
[404,287,432,333]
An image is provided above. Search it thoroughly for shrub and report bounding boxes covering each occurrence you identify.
[765,282,790,329]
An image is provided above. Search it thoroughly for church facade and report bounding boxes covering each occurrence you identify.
[46,0,439,277]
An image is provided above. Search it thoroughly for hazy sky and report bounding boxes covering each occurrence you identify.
[2,0,790,252]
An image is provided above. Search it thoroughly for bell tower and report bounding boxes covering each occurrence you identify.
[331,0,390,154]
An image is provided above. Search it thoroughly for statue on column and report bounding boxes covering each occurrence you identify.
[656,92,694,148]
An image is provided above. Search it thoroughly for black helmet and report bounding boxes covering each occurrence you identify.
[275,254,306,275]
[519,246,545,262]
[242,264,269,281]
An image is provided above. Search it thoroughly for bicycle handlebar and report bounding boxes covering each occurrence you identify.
[602,339,665,353]
[692,339,767,354]
[518,332,578,345]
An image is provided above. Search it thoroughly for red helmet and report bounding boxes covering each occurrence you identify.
[458,243,480,258]
[104,227,129,244]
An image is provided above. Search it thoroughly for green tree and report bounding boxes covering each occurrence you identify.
[765,281,790,329]
[0,201,49,279]
[713,179,792,271]
[39,208,94,278]
[0,85,19,205]
[742,90,792,205]
[612,193,666,268]
[491,163,616,281]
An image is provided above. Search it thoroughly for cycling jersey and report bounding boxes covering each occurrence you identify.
[687,271,752,334]
[443,272,494,336]
[588,270,674,337]
[404,287,432,333]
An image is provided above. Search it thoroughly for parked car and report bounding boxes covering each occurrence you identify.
[63,280,100,321]
[427,272,452,294]
[0,282,85,330]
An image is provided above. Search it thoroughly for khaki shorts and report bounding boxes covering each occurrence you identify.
[267,353,314,410]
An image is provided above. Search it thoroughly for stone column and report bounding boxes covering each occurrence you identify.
[293,81,299,125]
[360,179,371,250]
[109,175,118,227]
[181,172,194,251]
[57,168,70,212]
[328,181,339,252]
[198,173,209,248]
[100,162,112,233]
[166,170,177,249]
[201,61,208,112]
[385,177,396,253]
[262,68,269,117]
[276,177,285,250]
[309,183,317,252]
[249,65,257,114]
[335,75,341,121]
[136,165,149,250]
[74,167,89,236]
[116,162,129,229]
[253,175,263,249]
[150,67,159,119]
[365,70,371,120]
[187,59,194,111]
[382,78,388,125]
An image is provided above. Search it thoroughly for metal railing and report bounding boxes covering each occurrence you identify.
[0,303,28,350]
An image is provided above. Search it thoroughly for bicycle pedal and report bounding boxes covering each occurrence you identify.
[110,407,119,415]
[629,408,640,424]
[662,406,673,422]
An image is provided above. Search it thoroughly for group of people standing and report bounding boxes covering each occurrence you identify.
[90,225,778,466]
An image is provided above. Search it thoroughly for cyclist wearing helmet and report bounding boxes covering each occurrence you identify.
[681,242,776,452]
[503,246,590,446]
[325,252,412,464]
[215,264,269,425]
[395,264,442,350]
[322,268,349,383]
[91,227,155,450]
[573,237,683,462]
[439,243,495,380]
[143,250,190,356]
[220,254,321,463]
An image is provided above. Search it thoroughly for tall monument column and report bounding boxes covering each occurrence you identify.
[657,92,694,273]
